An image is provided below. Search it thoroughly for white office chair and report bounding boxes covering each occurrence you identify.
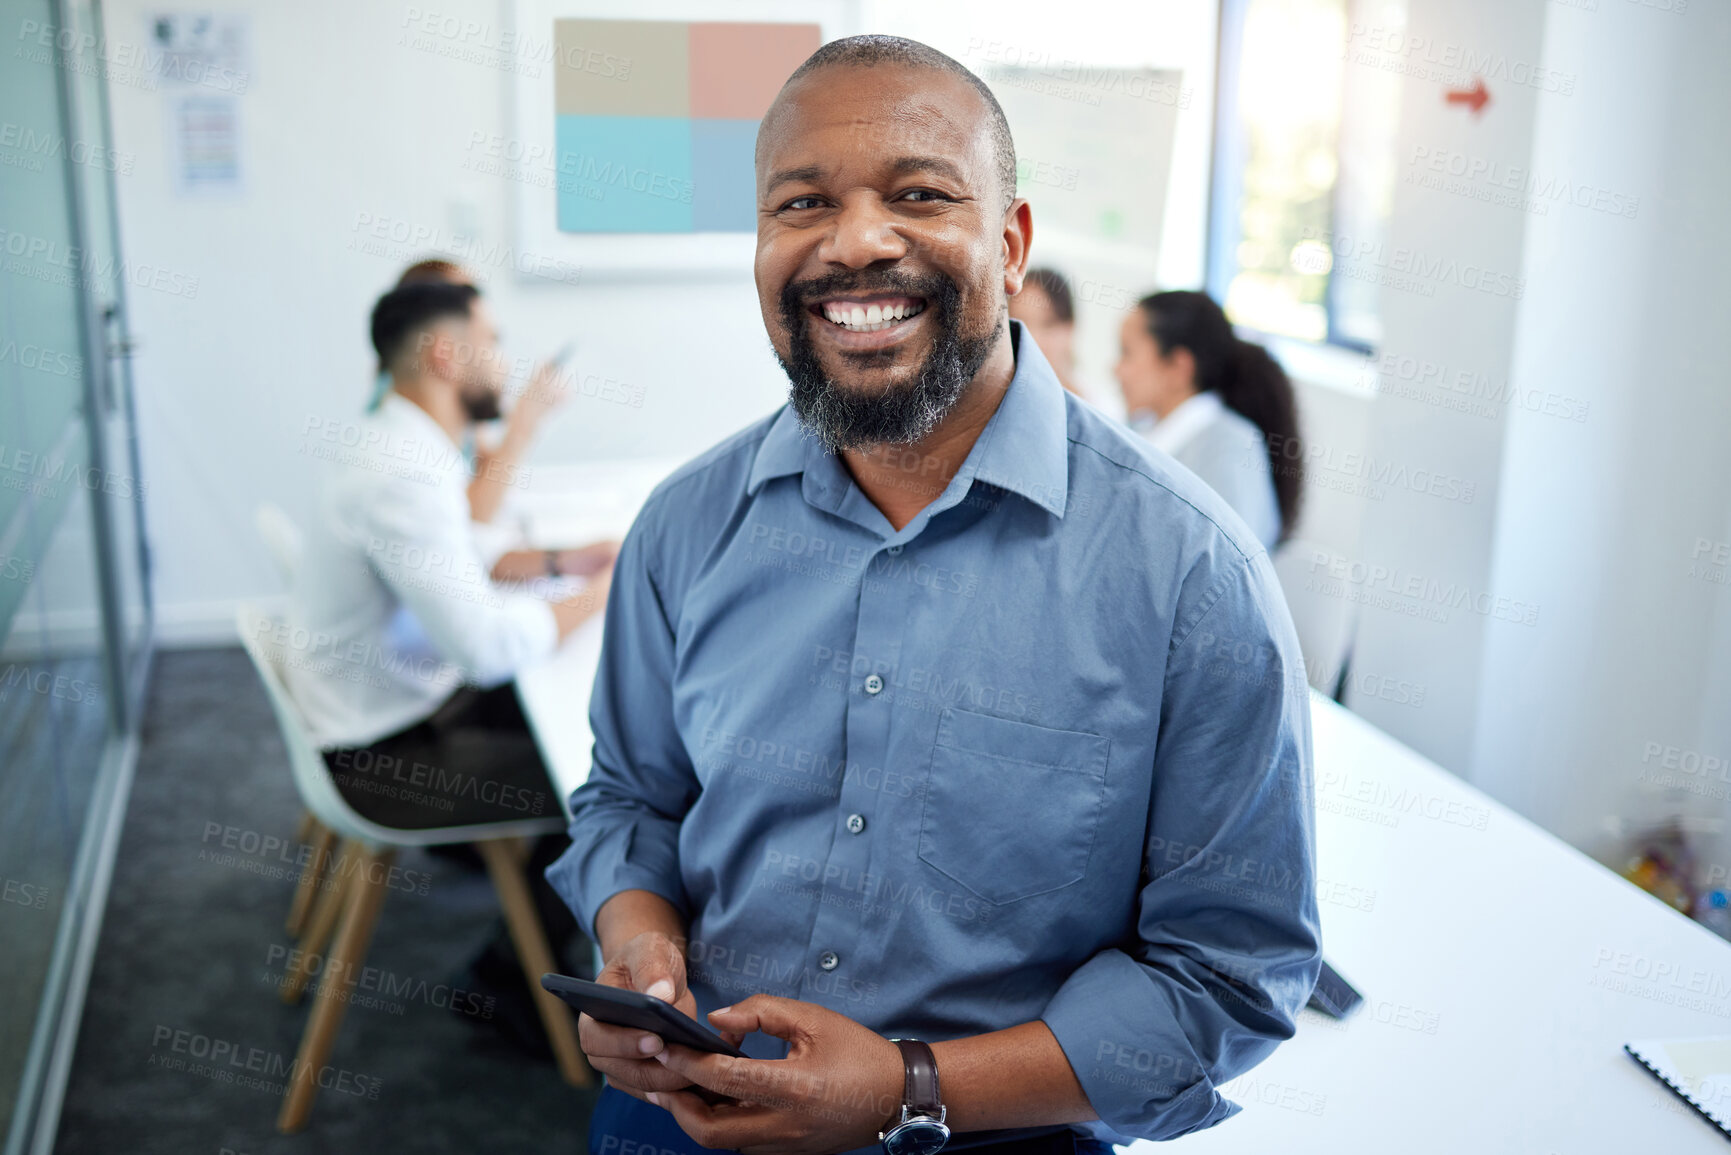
[254,502,305,584]
[1272,538,1360,699]
[252,502,328,938]
[235,603,589,1133]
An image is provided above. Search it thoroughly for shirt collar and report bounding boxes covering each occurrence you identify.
[745,403,809,494]
[377,389,463,456]
[746,319,1070,518]
[1144,388,1224,456]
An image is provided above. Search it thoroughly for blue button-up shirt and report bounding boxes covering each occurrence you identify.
[548,322,1321,1145]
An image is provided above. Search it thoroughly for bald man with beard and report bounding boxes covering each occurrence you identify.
[548,35,1319,1155]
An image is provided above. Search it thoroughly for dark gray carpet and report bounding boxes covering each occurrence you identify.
[53,647,595,1154]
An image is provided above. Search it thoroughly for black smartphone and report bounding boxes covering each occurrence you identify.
[540,973,745,1058]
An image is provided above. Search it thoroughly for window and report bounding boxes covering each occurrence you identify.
[1207,0,1405,350]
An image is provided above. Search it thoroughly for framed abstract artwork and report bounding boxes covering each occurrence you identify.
[553,19,820,233]
[509,0,860,280]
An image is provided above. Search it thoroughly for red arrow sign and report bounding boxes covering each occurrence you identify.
[1445,78,1490,115]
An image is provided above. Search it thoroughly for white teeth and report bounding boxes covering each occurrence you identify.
[820,301,925,331]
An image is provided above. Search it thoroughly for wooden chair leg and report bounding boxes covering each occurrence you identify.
[476,838,592,1088]
[293,809,315,846]
[285,821,335,936]
[277,845,394,1134]
[282,840,352,1004]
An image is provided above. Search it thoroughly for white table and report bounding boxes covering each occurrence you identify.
[517,617,606,807]
[1146,698,1731,1153]
[513,467,1731,1150]
[511,458,682,810]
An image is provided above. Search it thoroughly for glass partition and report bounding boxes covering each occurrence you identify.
[0,0,152,1147]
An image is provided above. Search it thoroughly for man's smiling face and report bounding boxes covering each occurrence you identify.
[754,63,1020,449]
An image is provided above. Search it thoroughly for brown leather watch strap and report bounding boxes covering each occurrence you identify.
[892,1038,941,1116]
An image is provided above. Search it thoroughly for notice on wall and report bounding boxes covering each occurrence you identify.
[148,12,251,92]
[169,93,241,193]
[150,13,250,195]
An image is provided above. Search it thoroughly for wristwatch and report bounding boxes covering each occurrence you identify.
[879,1039,950,1155]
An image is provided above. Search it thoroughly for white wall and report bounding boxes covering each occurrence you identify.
[1286,375,1375,559]
[1469,0,1731,864]
[106,0,1217,643]
[1337,0,1548,771]
[108,0,780,640]
[1324,0,1731,870]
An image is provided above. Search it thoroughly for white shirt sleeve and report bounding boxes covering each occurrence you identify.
[470,514,521,571]
[339,473,558,687]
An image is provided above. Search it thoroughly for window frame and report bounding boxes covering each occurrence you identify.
[1205,0,1377,356]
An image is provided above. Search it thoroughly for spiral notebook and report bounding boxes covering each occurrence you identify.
[1625,1036,1731,1139]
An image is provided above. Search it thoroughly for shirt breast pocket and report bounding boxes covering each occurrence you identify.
[917,707,1111,906]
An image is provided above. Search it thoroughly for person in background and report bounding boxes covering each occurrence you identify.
[371,258,571,525]
[1115,289,1302,550]
[365,260,469,413]
[1009,266,1080,395]
[286,280,613,1051]
[395,256,469,285]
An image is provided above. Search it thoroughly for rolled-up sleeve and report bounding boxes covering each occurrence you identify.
[1041,549,1322,1141]
[545,495,698,940]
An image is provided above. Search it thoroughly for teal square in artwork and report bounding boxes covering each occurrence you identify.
[690,118,760,232]
[555,115,694,233]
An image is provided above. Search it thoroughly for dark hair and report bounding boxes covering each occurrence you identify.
[1138,290,1303,539]
[773,35,1017,209]
[1022,268,1074,324]
[370,282,480,372]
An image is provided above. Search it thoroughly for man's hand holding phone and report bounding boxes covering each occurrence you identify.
[579,891,751,1105]
[580,930,705,1101]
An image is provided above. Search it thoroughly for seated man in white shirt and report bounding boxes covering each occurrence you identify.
[288,279,611,826]
[284,280,612,1049]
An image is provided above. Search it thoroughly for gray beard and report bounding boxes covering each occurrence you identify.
[775,275,1000,452]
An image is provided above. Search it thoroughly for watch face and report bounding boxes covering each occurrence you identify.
[884,1119,950,1155]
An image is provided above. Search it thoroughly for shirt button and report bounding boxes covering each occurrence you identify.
[887,545,903,555]
[818,951,839,971]
[864,674,884,695]
[846,813,866,835]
